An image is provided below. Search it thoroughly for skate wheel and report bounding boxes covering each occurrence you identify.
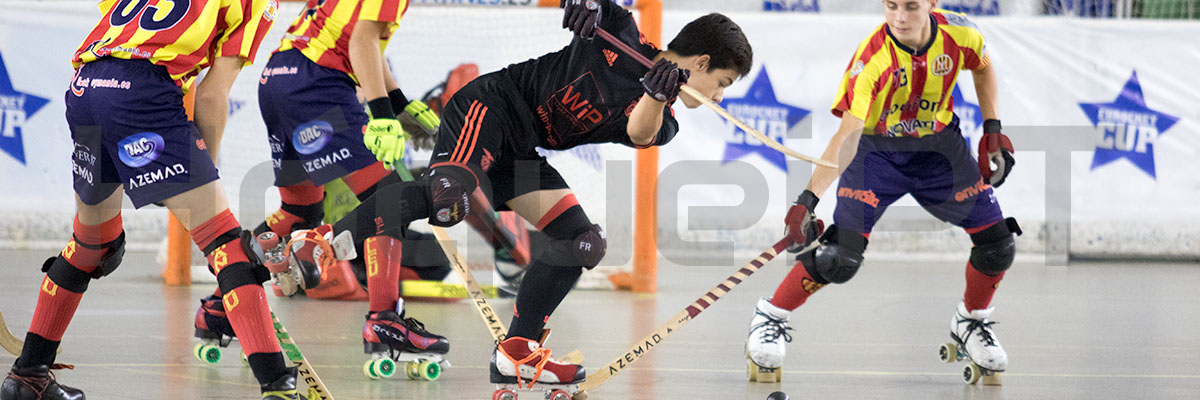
[775,366,783,383]
[363,358,396,379]
[746,359,757,382]
[493,388,517,400]
[240,352,249,367]
[572,390,588,400]
[939,343,957,363]
[963,363,981,384]
[405,361,421,380]
[298,261,322,289]
[418,359,441,381]
[547,389,571,400]
[194,343,221,364]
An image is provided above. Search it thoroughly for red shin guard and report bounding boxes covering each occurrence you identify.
[769,259,826,311]
[963,263,1005,311]
[365,235,403,312]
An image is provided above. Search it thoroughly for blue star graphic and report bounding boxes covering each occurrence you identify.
[1079,71,1178,179]
[0,52,50,165]
[951,85,983,149]
[720,67,809,171]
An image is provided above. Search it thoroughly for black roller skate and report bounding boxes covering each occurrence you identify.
[192,294,245,365]
[361,310,450,381]
[1,364,84,400]
[260,366,298,399]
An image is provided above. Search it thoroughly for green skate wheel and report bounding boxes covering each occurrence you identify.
[405,361,421,380]
[418,360,440,381]
[374,358,397,379]
[193,343,221,364]
[241,352,249,367]
[363,360,380,380]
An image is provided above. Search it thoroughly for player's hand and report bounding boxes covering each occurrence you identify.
[404,100,440,133]
[784,190,825,252]
[640,59,688,103]
[978,119,1015,187]
[363,118,408,169]
[562,0,601,40]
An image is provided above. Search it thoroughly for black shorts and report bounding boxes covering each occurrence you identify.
[429,73,567,210]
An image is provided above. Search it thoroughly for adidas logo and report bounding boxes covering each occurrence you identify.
[603,49,618,67]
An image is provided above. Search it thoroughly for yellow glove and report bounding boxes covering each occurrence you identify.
[404,100,440,132]
[363,118,408,169]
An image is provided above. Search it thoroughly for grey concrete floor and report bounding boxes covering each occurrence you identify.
[1,248,1198,400]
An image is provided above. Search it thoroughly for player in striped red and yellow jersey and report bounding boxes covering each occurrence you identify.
[749,1,1021,382]
[1,1,306,399]
[243,0,452,369]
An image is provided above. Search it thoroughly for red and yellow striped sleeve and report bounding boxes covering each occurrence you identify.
[832,27,889,121]
[215,0,279,65]
[935,10,989,71]
[358,0,409,24]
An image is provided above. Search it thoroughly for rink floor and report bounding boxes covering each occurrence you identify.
[1,248,1198,400]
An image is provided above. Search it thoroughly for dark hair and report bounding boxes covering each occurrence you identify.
[667,13,753,77]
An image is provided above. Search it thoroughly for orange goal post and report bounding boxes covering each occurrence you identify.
[163,0,664,293]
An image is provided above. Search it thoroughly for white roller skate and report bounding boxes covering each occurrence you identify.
[939,301,1006,385]
[746,297,792,382]
[490,336,586,400]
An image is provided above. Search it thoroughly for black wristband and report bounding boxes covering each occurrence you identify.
[796,189,819,209]
[983,119,1002,134]
[387,89,410,114]
[367,97,395,119]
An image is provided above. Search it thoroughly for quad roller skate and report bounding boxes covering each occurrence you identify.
[490,336,587,400]
[192,294,249,366]
[746,297,791,382]
[939,302,1006,385]
[361,309,450,381]
[1,364,85,400]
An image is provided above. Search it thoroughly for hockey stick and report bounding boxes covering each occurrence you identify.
[578,238,816,392]
[430,226,511,342]
[0,311,24,356]
[271,312,335,400]
[593,28,835,169]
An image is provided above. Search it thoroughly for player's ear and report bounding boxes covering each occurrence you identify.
[694,54,711,72]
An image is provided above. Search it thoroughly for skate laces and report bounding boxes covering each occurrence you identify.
[751,310,793,344]
[961,316,999,347]
[284,231,335,270]
[500,342,555,388]
[402,317,433,336]
[7,364,74,397]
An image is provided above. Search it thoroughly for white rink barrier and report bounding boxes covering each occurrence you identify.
[1,3,1197,264]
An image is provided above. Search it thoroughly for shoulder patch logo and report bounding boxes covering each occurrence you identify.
[850,61,865,77]
[603,49,618,67]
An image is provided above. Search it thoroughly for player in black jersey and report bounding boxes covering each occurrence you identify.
[288,0,753,384]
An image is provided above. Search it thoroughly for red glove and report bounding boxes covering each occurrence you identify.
[978,119,1015,187]
[784,190,825,252]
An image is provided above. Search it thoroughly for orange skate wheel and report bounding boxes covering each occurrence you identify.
[493,388,517,400]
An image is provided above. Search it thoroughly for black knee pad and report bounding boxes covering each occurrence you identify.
[540,205,606,270]
[40,233,127,293]
[969,218,1021,276]
[212,230,272,294]
[801,225,868,285]
[426,162,480,227]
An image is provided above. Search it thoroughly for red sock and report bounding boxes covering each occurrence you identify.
[29,214,123,341]
[963,263,1004,311]
[262,183,326,237]
[343,163,390,196]
[365,235,402,313]
[193,210,282,356]
[769,259,827,311]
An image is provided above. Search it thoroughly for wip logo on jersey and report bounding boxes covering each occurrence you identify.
[0,52,50,165]
[118,132,165,167]
[720,67,809,171]
[1079,71,1178,179]
[293,120,333,155]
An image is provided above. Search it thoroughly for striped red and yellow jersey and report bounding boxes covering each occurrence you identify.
[277,0,410,81]
[832,9,989,138]
[74,0,279,89]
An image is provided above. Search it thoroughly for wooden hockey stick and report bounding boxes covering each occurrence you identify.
[431,226,510,342]
[593,28,835,168]
[0,311,24,356]
[578,238,814,392]
[271,312,335,400]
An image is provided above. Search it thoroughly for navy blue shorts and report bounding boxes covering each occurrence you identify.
[66,58,220,209]
[833,118,1004,233]
[258,49,377,187]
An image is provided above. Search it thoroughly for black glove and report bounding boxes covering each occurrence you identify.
[784,190,825,252]
[640,59,689,102]
[978,119,1015,187]
[562,0,602,40]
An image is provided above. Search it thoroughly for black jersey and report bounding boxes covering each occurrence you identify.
[500,0,678,151]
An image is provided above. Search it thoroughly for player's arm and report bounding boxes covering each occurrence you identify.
[351,19,407,167]
[973,62,998,120]
[193,57,245,163]
[972,59,1014,186]
[807,114,865,196]
[628,59,687,146]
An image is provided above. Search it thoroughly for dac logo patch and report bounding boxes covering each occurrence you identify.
[118,132,165,167]
[293,120,333,155]
[720,67,810,172]
[1078,71,1179,179]
[0,52,50,165]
